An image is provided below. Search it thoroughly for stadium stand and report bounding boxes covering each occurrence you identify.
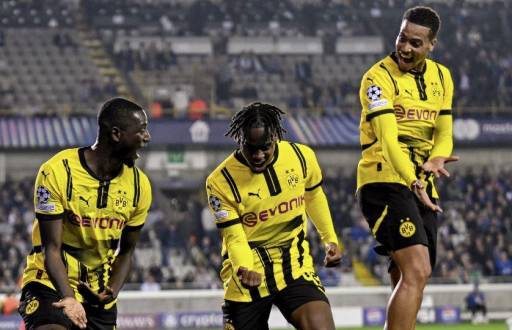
[1,0,511,116]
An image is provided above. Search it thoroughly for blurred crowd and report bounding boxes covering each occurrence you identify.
[91,0,512,114]
[0,165,511,292]
[1,0,512,116]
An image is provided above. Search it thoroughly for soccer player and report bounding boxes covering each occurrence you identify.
[205,102,343,330]
[357,6,459,330]
[18,98,152,329]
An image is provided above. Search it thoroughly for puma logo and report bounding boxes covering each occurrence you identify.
[41,171,50,180]
[248,189,262,200]
[79,196,91,206]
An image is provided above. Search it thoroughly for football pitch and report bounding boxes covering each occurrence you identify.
[327,323,508,330]
[274,323,508,330]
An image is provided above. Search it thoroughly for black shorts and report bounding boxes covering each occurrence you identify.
[222,275,329,330]
[358,183,438,271]
[19,282,117,330]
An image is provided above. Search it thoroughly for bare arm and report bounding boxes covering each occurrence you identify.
[109,228,141,296]
[40,218,74,298]
[40,218,87,329]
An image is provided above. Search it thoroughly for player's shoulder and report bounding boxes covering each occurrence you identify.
[42,148,79,169]
[282,140,313,154]
[281,141,317,162]
[131,165,151,188]
[364,55,395,76]
[206,152,237,185]
[427,58,452,76]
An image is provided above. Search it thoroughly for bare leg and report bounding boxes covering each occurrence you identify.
[389,263,401,290]
[289,300,335,330]
[383,264,402,330]
[386,244,431,330]
[35,325,67,330]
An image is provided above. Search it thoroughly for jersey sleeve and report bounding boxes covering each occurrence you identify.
[127,171,152,229]
[205,174,254,271]
[301,145,339,246]
[371,114,418,186]
[441,66,454,110]
[360,66,396,116]
[205,174,240,226]
[360,66,417,186]
[300,144,323,190]
[34,162,65,220]
[430,66,454,159]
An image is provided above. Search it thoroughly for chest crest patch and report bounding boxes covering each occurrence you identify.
[286,169,300,188]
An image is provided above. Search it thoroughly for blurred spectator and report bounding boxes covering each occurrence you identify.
[318,268,341,287]
[495,250,512,276]
[140,272,162,292]
[188,97,208,120]
[465,283,488,324]
[172,87,190,118]
[1,291,19,315]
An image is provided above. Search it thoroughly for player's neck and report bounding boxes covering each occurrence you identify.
[410,60,426,74]
[85,144,124,180]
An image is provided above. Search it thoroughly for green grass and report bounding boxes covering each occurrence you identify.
[274,323,507,330]
[328,322,507,330]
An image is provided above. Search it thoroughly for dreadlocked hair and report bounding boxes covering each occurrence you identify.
[225,102,286,144]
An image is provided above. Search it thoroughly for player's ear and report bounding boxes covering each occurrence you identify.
[429,37,437,52]
[111,126,122,143]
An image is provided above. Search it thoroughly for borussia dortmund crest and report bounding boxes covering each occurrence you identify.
[25,298,40,315]
[399,218,416,238]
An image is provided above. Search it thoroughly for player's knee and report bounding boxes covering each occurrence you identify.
[403,261,431,286]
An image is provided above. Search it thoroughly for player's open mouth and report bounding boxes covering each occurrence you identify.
[398,52,414,63]
[251,161,267,171]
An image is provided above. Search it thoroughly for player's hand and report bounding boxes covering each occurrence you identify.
[422,156,459,178]
[324,242,342,268]
[78,281,116,305]
[52,296,87,329]
[411,180,442,213]
[237,267,262,288]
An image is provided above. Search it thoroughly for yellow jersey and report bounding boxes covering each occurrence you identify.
[357,53,454,198]
[22,147,152,308]
[206,141,338,302]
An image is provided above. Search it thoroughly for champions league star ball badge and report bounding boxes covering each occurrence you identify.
[209,195,222,212]
[367,85,382,101]
[36,186,51,204]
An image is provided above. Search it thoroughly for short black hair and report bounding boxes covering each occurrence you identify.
[97,97,144,137]
[403,6,441,40]
[225,102,286,144]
